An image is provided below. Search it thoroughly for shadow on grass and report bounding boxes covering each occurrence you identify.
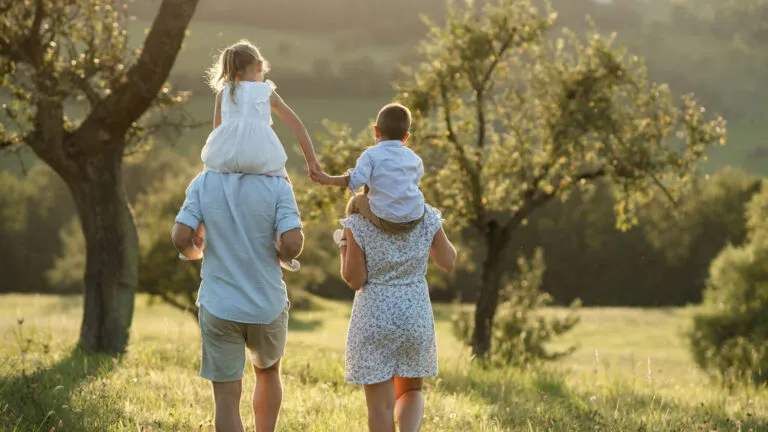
[437,366,767,430]
[0,348,120,431]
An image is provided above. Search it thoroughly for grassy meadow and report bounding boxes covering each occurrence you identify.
[1,294,766,431]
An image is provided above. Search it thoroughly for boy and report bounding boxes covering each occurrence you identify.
[315,103,425,233]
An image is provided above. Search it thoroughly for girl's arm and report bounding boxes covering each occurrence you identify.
[270,91,321,179]
[339,228,367,290]
[430,227,457,272]
[213,91,222,130]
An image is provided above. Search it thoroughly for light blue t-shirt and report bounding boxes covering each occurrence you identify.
[175,172,302,324]
[347,140,425,223]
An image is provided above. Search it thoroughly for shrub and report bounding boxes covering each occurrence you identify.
[690,181,768,385]
[453,248,580,367]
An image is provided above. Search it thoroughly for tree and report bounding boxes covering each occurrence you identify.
[0,0,199,353]
[305,0,726,358]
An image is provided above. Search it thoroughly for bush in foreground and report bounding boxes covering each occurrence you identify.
[453,249,580,367]
[690,181,768,385]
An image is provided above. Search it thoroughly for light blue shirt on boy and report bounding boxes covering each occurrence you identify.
[347,140,425,223]
[175,172,302,324]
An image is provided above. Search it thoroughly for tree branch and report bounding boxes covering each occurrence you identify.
[76,77,102,107]
[70,0,199,151]
[145,286,193,314]
[0,134,25,151]
[502,165,608,244]
[439,82,486,228]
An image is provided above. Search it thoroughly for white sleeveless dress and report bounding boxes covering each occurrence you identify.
[201,80,288,177]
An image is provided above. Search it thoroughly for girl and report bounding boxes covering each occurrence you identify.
[185,40,320,271]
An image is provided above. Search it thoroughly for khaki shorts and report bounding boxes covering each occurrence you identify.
[199,305,289,382]
[346,193,424,234]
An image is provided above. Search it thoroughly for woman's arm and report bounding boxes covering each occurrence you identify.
[430,227,456,272]
[339,227,367,290]
[270,91,321,179]
[213,91,222,130]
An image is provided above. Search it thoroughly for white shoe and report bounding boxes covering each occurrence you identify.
[333,229,344,246]
[280,259,301,272]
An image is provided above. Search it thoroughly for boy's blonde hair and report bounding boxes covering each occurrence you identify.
[376,103,411,141]
[207,40,270,102]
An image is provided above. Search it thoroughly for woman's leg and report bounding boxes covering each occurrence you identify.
[394,377,425,432]
[363,379,396,432]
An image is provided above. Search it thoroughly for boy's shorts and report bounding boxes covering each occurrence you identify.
[199,304,289,382]
[346,193,424,234]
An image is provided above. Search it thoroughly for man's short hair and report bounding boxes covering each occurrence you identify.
[376,103,411,141]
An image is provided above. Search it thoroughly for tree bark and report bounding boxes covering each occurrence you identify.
[64,147,138,353]
[471,223,509,357]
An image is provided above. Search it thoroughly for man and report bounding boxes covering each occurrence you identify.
[172,172,303,432]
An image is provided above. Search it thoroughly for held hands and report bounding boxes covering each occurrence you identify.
[307,160,323,183]
[306,159,349,187]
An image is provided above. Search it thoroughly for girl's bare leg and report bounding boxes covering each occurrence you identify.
[363,379,396,432]
[394,377,424,432]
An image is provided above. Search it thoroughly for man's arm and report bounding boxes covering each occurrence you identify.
[172,223,204,260]
[275,178,305,261]
[278,228,304,262]
[172,175,204,260]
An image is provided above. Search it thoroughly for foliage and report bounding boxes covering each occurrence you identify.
[0,0,194,155]
[453,249,580,367]
[640,167,760,264]
[0,165,75,293]
[690,181,768,385]
[303,0,726,357]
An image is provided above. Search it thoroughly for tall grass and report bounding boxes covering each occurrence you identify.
[1,294,766,431]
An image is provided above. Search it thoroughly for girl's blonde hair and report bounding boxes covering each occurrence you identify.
[207,40,270,102]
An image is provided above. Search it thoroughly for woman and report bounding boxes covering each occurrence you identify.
[337,204,456,432]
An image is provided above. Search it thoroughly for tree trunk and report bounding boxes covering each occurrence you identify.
[65,148,139,353]
[471,224,509,358]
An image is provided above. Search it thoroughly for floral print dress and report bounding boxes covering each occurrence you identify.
[341,205,442,385]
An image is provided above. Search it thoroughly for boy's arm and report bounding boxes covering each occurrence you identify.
[318,172,350,187]
[316,150,373,189]
[270,90,321,179]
